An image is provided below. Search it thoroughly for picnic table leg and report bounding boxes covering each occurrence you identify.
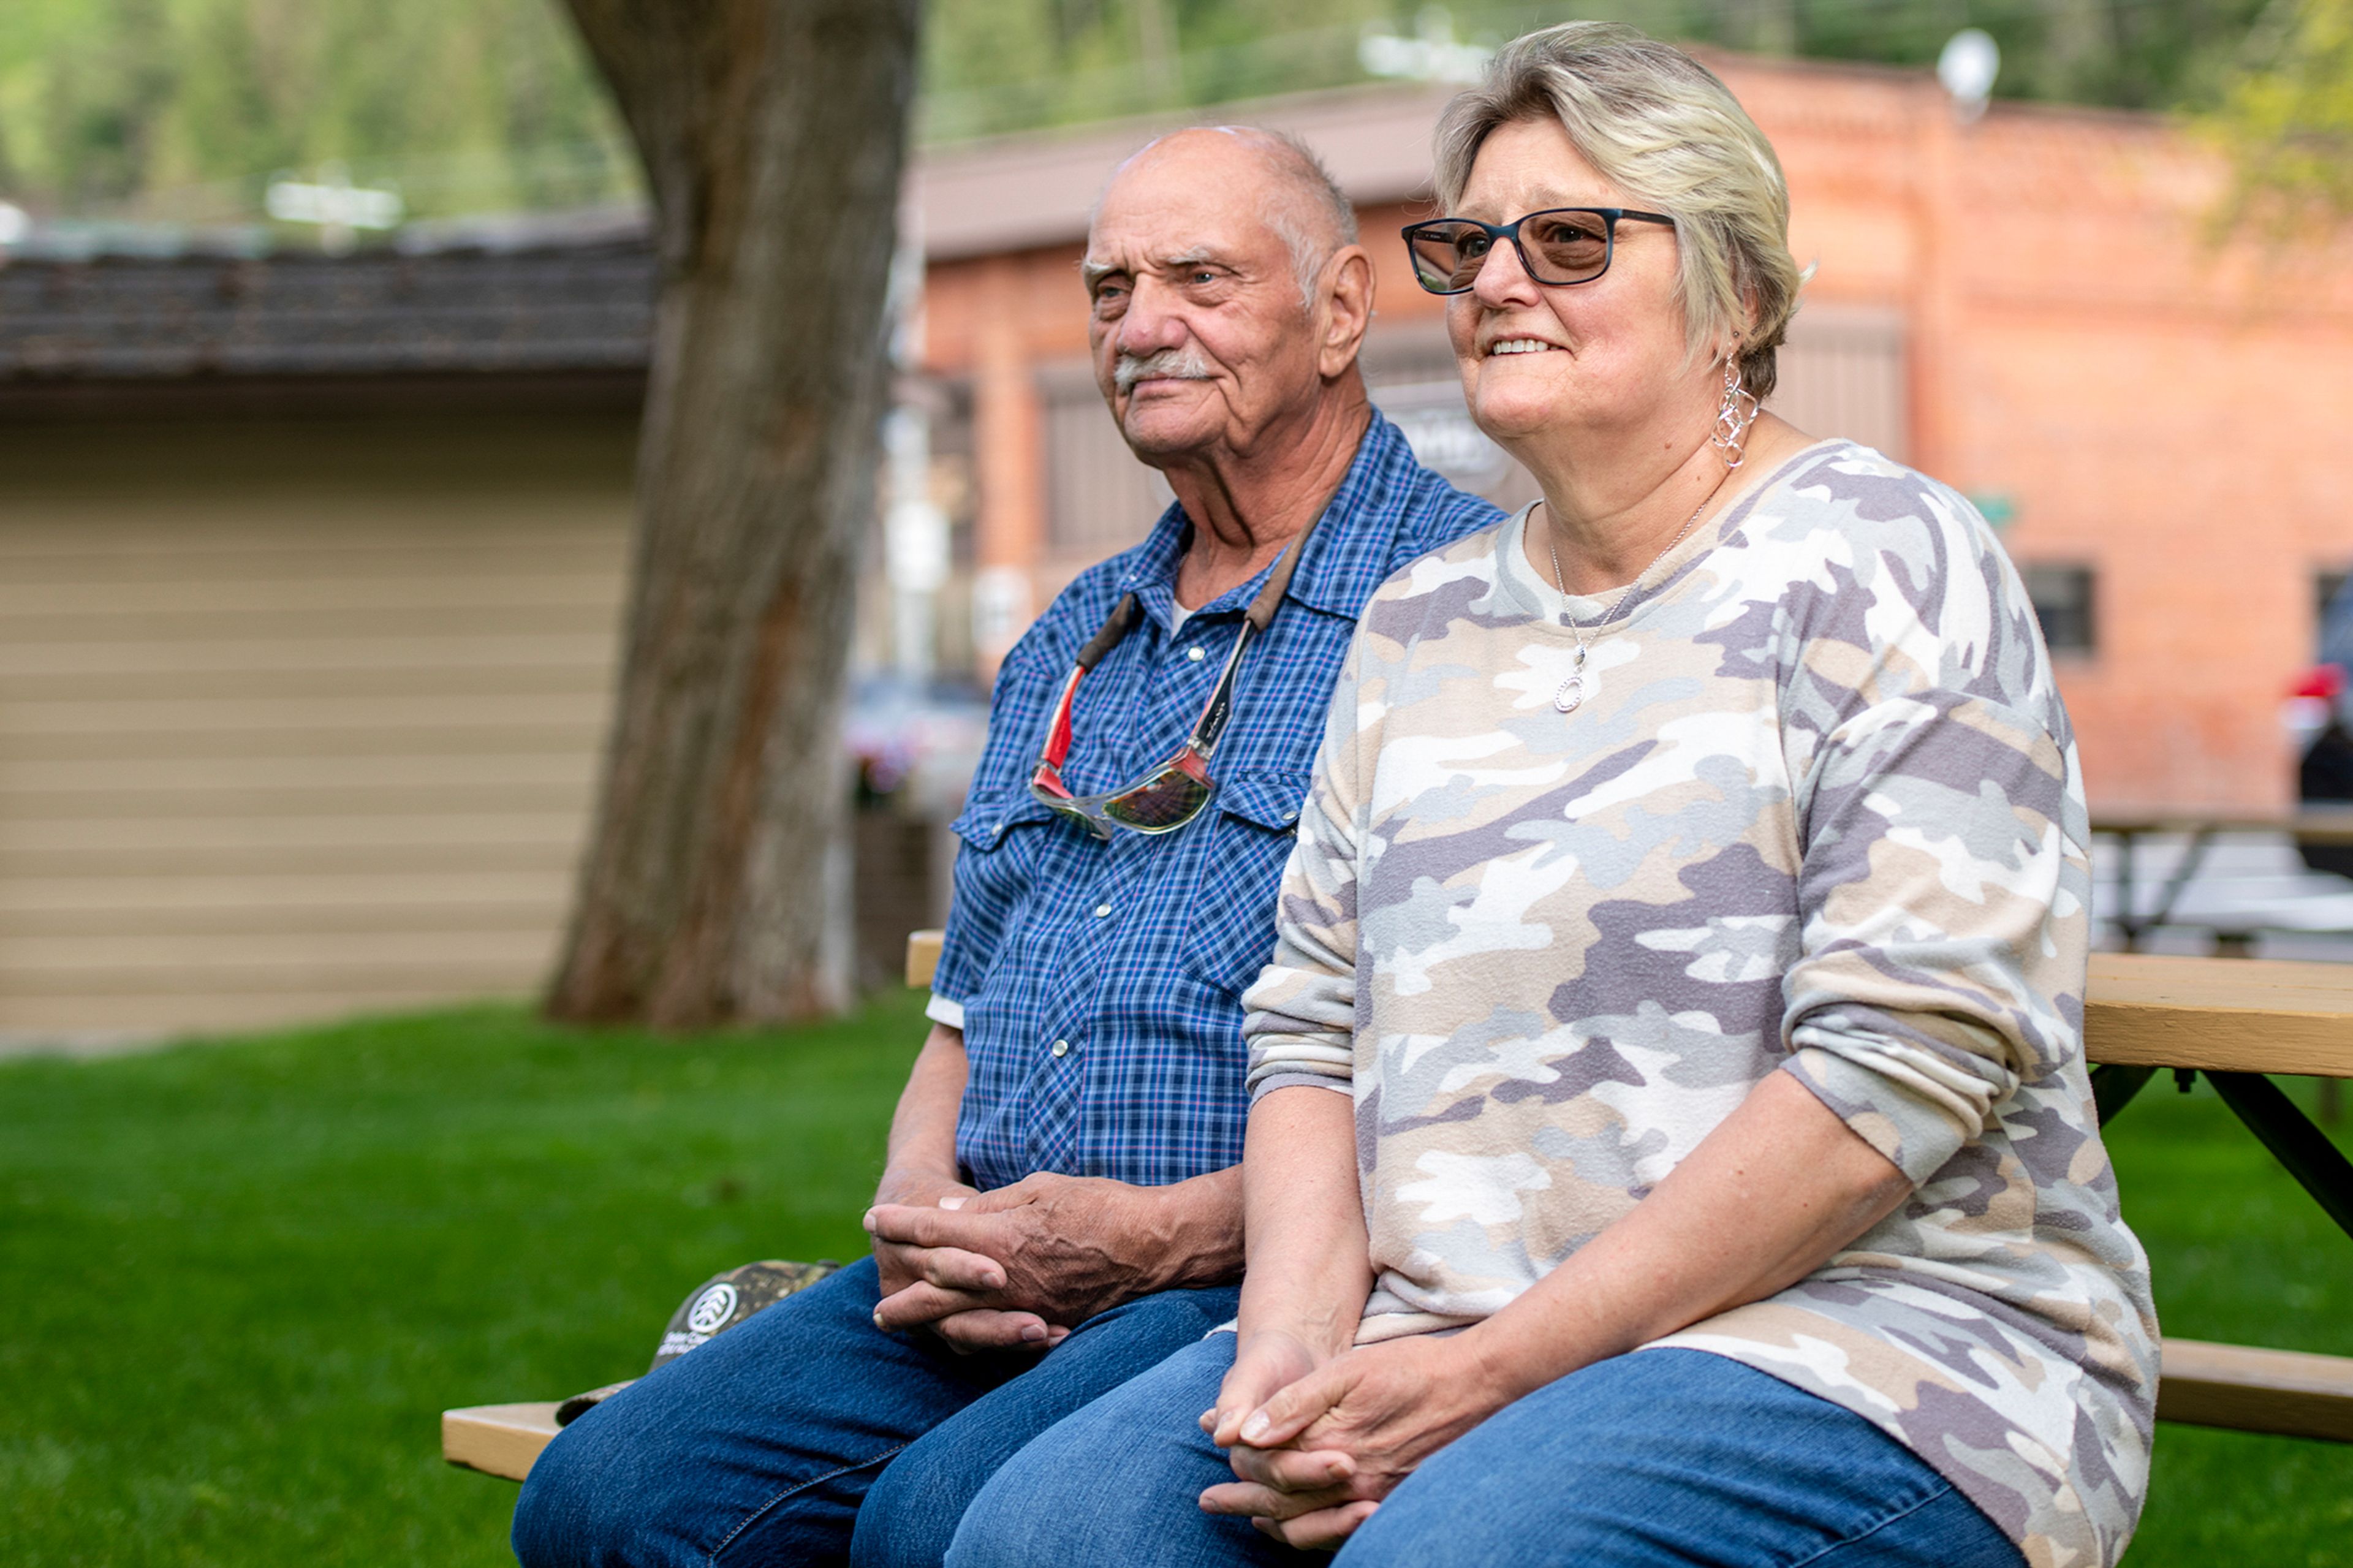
[2204,1071,2353,1242]
[2091,1064,2159,1125]
[2145,826,2218,948]
[2098,825,2218,952]
[2110,829,2143,952]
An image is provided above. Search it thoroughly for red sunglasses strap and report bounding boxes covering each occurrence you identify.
[1040,593,1141,778]
[1040,666,1084,770]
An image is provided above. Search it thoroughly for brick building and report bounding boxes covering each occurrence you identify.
[908,59,2353,814]
[2,53,2347,1036]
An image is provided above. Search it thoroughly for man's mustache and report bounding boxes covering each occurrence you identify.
[1113,349,1214,394]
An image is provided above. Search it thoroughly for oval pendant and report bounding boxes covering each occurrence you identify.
[1553,673,1585,713]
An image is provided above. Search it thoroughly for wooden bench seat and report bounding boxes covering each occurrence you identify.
[445,940,2353,1482]
[443,1402,563,1482]
[2156,1339,2353,1444]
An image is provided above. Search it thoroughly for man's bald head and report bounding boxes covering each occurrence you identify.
[1080,121,1375,474]
[1099,126,1358,309]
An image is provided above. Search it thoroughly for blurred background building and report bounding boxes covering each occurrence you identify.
[2,10,2350,1037]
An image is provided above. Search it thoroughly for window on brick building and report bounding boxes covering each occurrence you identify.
[2021,564,2096,656]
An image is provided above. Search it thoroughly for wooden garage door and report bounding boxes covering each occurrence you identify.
[0,418,634,1040]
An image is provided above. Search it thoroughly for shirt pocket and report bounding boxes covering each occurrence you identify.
[1180,768,1312,998]
[944,794,1063,986]
[951,793,1058,853]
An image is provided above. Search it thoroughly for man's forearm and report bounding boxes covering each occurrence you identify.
[862,1026,1246,1318]
[868,1159,1246,1322]
[877,1023,969,1202]
[1143,1164,1248,1290]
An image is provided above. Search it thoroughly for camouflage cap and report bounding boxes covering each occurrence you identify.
[554,1258,838,1426]
[650,1259,838,1370]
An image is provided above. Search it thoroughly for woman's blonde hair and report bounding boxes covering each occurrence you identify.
[1433,21,1802,398]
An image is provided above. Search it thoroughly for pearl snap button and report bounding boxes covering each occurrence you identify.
[1187,646,1206,662]
[1051,1039,1070,1058]
[1094,903,1112,917]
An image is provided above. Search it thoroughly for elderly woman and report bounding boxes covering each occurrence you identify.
[944,22,2154,1568]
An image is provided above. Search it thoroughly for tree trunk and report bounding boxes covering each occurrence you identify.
[547,0,920,1028]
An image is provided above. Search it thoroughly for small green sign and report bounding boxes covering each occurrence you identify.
[1969,492,2018,529]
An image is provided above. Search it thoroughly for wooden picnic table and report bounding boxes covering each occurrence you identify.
[443,938,2353,1480]
[2091,807,2353,953]
[2084,952,2353,1440]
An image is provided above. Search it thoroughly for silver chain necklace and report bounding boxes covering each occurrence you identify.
[1544,471,1730,714]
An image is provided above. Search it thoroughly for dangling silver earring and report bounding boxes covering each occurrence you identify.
[1710,353,1760,469]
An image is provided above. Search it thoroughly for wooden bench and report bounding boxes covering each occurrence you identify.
[444,1403,566,1481]
[443,937,2353,1480]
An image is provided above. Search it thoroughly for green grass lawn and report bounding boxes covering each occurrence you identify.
[1,993,2347,1567]
[0,994,926,1568]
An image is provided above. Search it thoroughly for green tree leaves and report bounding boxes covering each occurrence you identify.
[0,0,2327,224]
[2209,0,2353,224]
[0,0,635,221]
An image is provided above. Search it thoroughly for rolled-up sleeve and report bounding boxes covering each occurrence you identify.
[1778,691,2091,1184]
[1243,653,1366,1099]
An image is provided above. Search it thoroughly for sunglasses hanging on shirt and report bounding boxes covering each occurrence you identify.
[1029,512,1320,839]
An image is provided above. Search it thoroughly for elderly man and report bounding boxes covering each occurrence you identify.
[510,126,1499,1568]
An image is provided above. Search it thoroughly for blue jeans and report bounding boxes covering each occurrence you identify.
[511,1256,1241,1568]
[945,1339,2028,1568]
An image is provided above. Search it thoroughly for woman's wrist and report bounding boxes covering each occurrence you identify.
[1234,1319,1351,1364]
[873,1162,967,1208]
[1451,1312,1583,1411]
[1235,1295,1363,1363]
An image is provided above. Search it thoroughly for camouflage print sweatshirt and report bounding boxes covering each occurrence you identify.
[1241,441,2157,1568]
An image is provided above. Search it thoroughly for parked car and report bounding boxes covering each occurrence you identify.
[2289,580,2353,875]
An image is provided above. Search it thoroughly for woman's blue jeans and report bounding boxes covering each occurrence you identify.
[510,1256,1241,1568]
[945,1339,2027,1568]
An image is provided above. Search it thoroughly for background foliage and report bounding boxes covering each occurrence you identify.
[0,0,2317,224]
[0,0,634,221]
[2205,0,2353,225]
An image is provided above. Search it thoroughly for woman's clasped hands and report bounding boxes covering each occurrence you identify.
[1197,1327,1504,1550]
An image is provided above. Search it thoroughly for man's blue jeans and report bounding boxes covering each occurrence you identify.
[945,1338,2029,1568]
[510,1256,1241,1568]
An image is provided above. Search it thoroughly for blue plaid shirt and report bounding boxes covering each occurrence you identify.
[930,412,1502,1190]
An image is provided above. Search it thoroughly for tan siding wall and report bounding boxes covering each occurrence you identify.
[1768,304,1908,462]
[0,419,634,1037]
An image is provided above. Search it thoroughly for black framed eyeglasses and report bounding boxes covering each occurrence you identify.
[1400,207,1675,294]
